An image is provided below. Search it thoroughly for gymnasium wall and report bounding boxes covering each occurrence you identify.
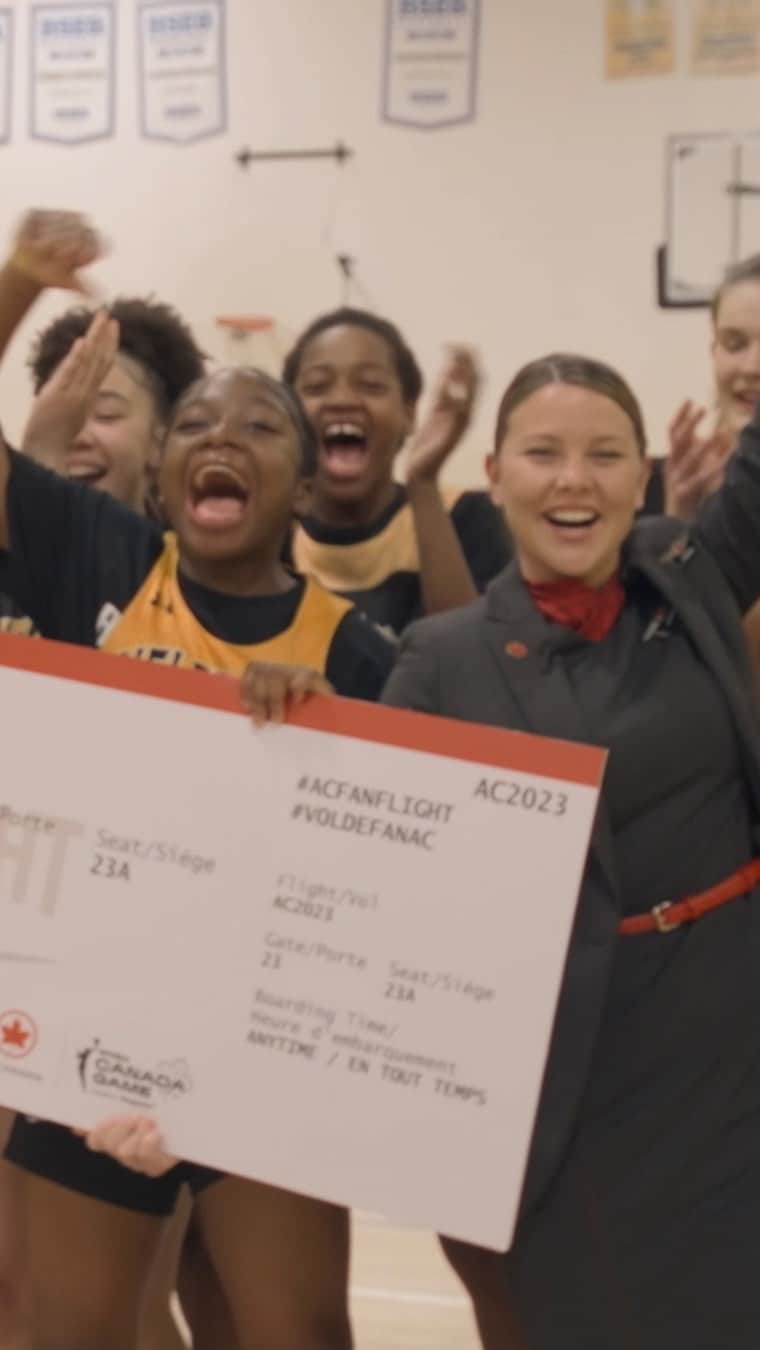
[0,0,757,475]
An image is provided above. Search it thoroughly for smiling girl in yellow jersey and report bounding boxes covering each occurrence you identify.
[0,357,393,1350]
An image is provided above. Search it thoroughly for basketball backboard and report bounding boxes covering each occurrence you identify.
[661,130,760,307]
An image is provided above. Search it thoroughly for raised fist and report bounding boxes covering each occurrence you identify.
[8,208,104,294]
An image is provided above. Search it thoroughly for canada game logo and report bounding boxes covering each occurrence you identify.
[76,1038,193,1107]
[0,1010,38,1059]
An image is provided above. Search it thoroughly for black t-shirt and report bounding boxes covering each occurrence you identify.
[288,484,512,638]
[5,451,394,701]
[642,459,665,515]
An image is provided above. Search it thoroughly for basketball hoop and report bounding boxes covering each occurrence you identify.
[214,314,284,375]
[215,315,275,339]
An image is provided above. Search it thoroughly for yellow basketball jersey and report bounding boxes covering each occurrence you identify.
[291,485,466,595]
[99,533,353,677]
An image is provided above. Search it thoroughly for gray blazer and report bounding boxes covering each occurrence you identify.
[382,415,760,1223]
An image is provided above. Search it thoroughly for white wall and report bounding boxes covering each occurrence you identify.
[0,0,758,475]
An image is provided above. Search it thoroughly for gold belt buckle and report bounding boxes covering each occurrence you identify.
[652,901,681,934]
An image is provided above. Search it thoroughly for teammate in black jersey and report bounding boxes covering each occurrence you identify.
[0,211,204,649]
[283,307,512,637]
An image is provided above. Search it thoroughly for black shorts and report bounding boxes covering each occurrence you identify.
[4,1116,222,1216]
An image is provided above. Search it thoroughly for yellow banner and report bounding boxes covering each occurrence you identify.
[606,0,675,78]
[691,0,760,74]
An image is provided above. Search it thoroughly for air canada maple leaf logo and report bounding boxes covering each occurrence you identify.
[0,1010,37,1059]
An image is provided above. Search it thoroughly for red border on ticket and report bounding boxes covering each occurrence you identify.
[0,632,605,787]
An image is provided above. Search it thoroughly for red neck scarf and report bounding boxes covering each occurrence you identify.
[526,573,625,642]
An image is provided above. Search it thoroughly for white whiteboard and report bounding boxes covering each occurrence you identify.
[665,131,760,305]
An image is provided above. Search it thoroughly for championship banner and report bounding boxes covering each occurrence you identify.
[605,0,675,78]
[30,3,115,144]
[137,0,227,143]
[382,0,481,129]
[0,9,11,145]
[691,0,760,75]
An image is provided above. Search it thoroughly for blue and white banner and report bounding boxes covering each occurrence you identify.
[0,9,12,144]
[138,0,227,143]
[382,0,481,129]
[30,3,115,143]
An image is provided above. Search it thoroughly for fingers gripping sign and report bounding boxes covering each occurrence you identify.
[84,1115,178,1178]
[240,661,335,727]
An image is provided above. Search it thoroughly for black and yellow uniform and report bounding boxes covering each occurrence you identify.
[290,484,511,638]
[4,452,394,698]
[98,534,363,681]
[3,450,395,1214]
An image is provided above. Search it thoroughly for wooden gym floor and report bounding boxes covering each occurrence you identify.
[350,1213,479,1349]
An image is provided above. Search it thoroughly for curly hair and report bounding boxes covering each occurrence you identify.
[28,296,206,417]
[282,306,423,405]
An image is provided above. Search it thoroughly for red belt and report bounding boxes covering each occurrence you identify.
[618,859,760,936]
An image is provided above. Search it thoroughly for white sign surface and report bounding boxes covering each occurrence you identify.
[0,634,604,1249]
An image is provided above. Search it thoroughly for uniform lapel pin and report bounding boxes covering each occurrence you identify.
[505,641,529,659]
[661,534,695,566]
